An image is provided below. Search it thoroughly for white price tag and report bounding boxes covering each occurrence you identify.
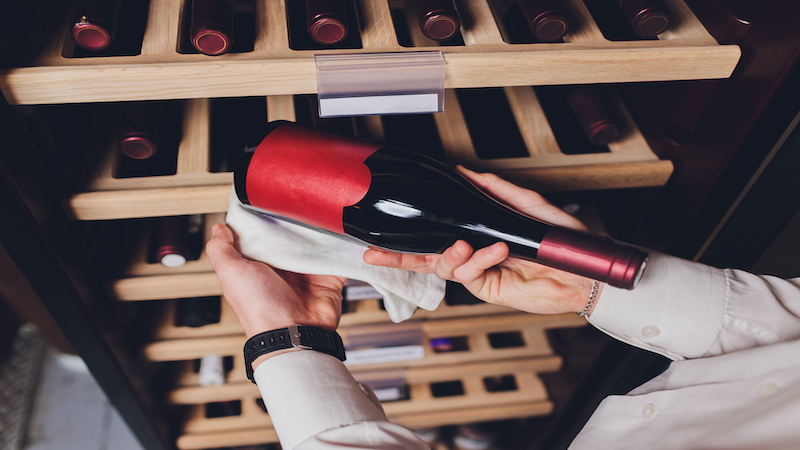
[319,94,440,117]
[345,284,383,301]
[345,345,425,366]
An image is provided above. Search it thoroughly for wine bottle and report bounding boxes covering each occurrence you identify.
[153,215,189,267]
[234,122,647,289]
[71,0,122,51]
[517,0,570,41]
[567,86,621,146]
[174,296,222,327]
[119,102,160,159]
[452,422,499,450]
[305,0,349,45]
[616,0,671,38]
[413,0,461,41]
[191,0,234,55]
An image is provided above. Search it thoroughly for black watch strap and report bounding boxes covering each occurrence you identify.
[244,325,346,383]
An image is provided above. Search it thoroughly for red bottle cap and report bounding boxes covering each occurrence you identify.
[72,20,112,51]
[309,17,348,45]
[422,14,459,41]
[193,27,231,55]
[530,11,569,41]
[120,134,157,159]
[585,120,620,146]
[631,7,670,37]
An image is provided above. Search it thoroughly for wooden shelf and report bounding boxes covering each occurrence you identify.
[0,0,739,105]
[67,88,672,221]
[174,356,560,449]
[142,311,585,367]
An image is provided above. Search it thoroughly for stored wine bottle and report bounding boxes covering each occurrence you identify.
[119,102,160,159]
[452,422,500,450]
[567,86,621,145]
[616,0,671,37]
[174,297,222,327]
[71,0,122,51]
[305,0,349,45]
[153,215,190,267]
[191,0,234,55]
[413,0,461,41]
[234,122,647,289]
[518,0,570,41]
[198,355,225,386]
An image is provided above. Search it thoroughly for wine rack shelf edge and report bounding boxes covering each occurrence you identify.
[0,0,740,105]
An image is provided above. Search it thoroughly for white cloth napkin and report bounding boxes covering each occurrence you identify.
[225,189,446,322]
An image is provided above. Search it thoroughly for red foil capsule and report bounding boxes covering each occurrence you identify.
[537,228,647,290]
[305,0,349,45]
[414,0,461,41]
[119,102,160,159]
[567,86,620,146]
[518,0,571,41]
[71,0,121,51]
[154,216,189,267]
[617,0,671,38]
[191,0,234,55]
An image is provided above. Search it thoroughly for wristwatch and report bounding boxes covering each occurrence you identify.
[244,324,346,383]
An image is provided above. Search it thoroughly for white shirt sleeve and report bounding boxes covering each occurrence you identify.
[253,350,429,450]
[588,250,800,359]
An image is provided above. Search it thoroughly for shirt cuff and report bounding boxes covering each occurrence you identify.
[588,250,728,359]
[253,350,388,450]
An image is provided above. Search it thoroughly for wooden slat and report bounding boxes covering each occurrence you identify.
[457,0,506,46]
[110,272,222,301]
[355,0,400,48]
[561,0,606,43]
[176,99,211,174]
[140,0,182,55]
[503,86,561,156]
[0,0,740,105]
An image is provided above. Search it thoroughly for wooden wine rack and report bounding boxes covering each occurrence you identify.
[174,357,559,449]
[67,87,672,221]
[0,0,738,105]
[143,310,583,364]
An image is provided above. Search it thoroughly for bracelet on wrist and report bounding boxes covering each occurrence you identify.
[577,280,600,317]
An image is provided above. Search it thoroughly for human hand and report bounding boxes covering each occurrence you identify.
[363,166,602,315]
[206,223,346,338]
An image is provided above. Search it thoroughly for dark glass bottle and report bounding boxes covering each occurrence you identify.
[174,297,222,328]
[71,0,122,51]
[305,0,349,45]
[567,86,621,145]
[119,102,160,159]
[413,0,461,41]
[234,122,647,289]
[153,215,189,267]
[191,0,234,55]
[616,0,671,37]
[518,0,570,41]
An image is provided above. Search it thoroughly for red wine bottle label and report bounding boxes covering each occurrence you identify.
[245,123,380,234]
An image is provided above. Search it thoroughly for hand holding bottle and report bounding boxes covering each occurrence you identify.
[206,223,346,339]
[364,167,602,316]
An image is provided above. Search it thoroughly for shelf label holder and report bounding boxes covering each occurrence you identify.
[315,51,445,117]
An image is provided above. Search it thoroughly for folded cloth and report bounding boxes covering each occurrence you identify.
[225,189,446,322]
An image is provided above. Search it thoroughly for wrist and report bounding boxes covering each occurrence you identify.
[576,280,603,317]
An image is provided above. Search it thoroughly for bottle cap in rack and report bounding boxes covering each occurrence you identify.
[120,134,157,159]
[193,26,231,55]
[72,18,112,51]
[158,248,187,268]
[631,6,670,37]
[421,13,460,41]
[309,16,348,45]
[529,11,570,41]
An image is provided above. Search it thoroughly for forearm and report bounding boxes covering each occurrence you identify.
[254,350,428,450]
[587,250,800,359]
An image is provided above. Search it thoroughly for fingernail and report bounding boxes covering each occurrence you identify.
[211,223,221,236]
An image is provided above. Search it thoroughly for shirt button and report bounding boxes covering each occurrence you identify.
[642,403,658,420]
[641,325,660,338]
[757,381,778,398]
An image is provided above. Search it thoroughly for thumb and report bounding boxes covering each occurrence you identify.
[205,223,242,269]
